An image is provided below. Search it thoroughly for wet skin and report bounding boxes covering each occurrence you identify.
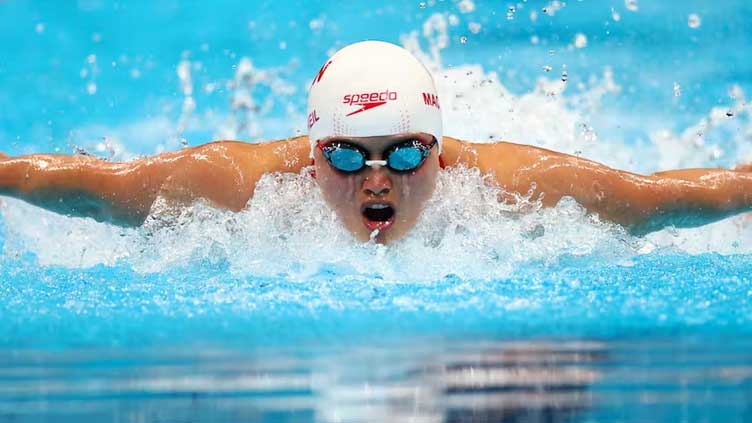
[3,135,752,241]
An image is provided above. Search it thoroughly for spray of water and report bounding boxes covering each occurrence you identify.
[2,13,752,277]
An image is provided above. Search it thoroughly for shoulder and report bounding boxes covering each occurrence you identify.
[185,136,310,169]
[441,137,541,169]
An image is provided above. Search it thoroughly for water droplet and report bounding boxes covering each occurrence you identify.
[458,0,475,13]
[726,110,734,117]
[309,17,324,31]
[418,1,426,8]
[574,33,587,48]
[688,13,701,29]
[561,66,568,82]
[35,23,45,34]
[529,10,538,21]
[86,54,97,64]
[459,35,468,44]
[507,5,516,20]
[541,1,564,16]
[180,138,188,148]
[611,8,621,21]
[543,65,552,72]
[625,0,638,12]
[530,35,539,44]
[673,82,681,97]
[468,22,481,34]
[86,82,97,95]
[548,49,556,56]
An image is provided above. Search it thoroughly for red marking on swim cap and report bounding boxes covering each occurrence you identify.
[346,101,387,116]
[307,110,320,129]
[311,60,332,87]
[439,154,446,169]
[422,93,440,109]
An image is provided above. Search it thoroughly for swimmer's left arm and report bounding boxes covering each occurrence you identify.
[442,137,752,234]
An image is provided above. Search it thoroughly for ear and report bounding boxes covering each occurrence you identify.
[309,158,317,179]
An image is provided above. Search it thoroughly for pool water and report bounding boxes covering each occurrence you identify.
[1,1,752,422]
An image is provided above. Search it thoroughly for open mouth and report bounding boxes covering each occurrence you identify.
[361,202,396,231]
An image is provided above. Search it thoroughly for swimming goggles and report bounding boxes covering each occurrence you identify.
[317,137,438,173]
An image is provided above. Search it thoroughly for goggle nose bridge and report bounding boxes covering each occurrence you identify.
[364,160,388,167]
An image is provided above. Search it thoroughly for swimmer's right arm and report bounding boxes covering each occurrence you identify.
[0,137,311,226]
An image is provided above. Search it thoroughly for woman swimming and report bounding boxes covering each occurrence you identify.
[1,41,751,243]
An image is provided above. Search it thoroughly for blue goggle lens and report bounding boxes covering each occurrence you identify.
[386,146,424,171]
[325,146,365,172]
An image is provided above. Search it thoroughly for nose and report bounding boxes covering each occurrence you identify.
[362,167,392,196]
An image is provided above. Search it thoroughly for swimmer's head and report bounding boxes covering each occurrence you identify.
[307,41,443,244]
[306,40,443,154]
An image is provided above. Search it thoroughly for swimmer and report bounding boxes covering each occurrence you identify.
[1,40,752,243]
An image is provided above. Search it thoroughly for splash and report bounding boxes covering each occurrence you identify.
[0,165,636,281]
[2,12,752,278]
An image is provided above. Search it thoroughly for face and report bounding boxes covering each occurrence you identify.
[313,133,440,244]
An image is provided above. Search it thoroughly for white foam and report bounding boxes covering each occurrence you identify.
[2,12,752,277]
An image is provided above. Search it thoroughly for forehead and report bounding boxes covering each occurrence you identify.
[326,133,429,151]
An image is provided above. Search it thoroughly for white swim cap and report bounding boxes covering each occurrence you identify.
[307,40,443,153]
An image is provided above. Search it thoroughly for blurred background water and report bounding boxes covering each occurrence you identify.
[1,0,752,422]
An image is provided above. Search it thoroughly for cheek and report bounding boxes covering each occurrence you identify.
[397,164,438,208]
[318,166,358,205]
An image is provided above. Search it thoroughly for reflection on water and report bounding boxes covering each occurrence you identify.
[2,337,751,422]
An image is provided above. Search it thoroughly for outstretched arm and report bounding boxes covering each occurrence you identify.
[442,137,752,234]
[0,137,310,226]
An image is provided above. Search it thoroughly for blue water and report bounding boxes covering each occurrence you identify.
[2,1,752,422]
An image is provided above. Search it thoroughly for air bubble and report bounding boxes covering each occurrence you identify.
[507,5,516,20]
[673,82,681,97]
[726,110,734,117]
[419,1,426,8]
[625,0,638,12]
[543,65,552,72]
[468,22,481,34]
[459,35,468,44]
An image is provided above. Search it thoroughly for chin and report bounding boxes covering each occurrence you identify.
[357,223,411,244]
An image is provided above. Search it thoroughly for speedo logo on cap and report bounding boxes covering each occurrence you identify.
[342,90,398,116]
